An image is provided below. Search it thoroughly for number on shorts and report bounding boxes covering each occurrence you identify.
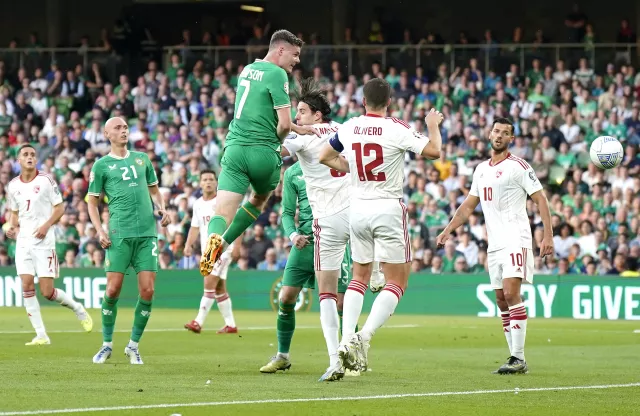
[120,166,138,181]
[483,187,493,201]
[236,79,251,119]
[352,143,386,182]
[330,169,347,177]
[47,256,53,269]
[26,199,31,211]
[510,253,523,267]
[151,241,158,257]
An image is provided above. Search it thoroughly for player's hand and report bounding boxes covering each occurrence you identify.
[33,224,50,239]
[435,231,450,249]
[157,209,170,227]
[539,234,554,258]
[183,245,193,257]
[294,124,321,137]
[98,231,112,249]
[292,234,309,249]
[425,108,444,127]
[6,226,19,239]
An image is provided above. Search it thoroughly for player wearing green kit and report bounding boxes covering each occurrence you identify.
[87,117,169,365]
[259,162,354,378]
[200,29,319,277]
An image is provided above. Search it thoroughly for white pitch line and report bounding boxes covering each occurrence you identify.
[0,324,419,335]
[0,383,638,416]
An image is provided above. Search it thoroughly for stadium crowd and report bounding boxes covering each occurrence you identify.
[0,34,639,277]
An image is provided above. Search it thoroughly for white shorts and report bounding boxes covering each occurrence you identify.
[15,247,59,278]
[350,199,411,264]
[488,247,534,289]
[205,248,232,280]
[312,207,350,271]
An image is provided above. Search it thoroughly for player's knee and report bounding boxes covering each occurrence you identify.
[279,288,298,304]
[139,286,154,300]
[21,280,35,292]
[502,288,520,305]
[337,296,344,312]
[39,286,54,299]
[249,193,270,210]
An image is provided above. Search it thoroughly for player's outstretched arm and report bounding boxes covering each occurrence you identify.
[436,195,480,247]
[530,190,554,258]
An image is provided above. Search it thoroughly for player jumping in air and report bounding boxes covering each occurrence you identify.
[436,117,554,375]
[319,78,443,372]
[87,117,170,365]
[184,170,238,334]
[6,145,93,345]
[199,29,318,277]
[259,161,355,379]
[279,79,384,381]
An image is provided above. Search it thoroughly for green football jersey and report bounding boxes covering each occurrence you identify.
[88,151,159,239]
[282,162,313,238]
[225,59,291,152]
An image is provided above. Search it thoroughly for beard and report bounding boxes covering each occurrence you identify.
[490,140,509,152]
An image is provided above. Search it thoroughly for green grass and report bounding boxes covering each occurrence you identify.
[0,308,639,415]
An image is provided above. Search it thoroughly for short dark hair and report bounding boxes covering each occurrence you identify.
[363,78,391,110]
[200,169,217,179]
[297,78,331,122]
[18,144,36,155]
[491,117,515,135]
[269,30,304,49]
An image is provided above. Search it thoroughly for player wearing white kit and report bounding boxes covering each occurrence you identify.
[319,78,443,372]
[184,170,238,334]
[6,144,93,345]
[436,117,554,374]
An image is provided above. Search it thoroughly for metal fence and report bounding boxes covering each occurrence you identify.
[0,43,637,80]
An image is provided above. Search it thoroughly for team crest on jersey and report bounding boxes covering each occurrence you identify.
[33,185,40,194]
[105,259,110,267]
[529,171,538,182]
[89,171,95,183]
[496,170,503,178]
[135,158,144,166]
[53,185,60,195]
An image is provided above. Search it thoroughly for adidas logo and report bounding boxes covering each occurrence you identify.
[511,324,521,330]
[102,309,113,316]
[516,268,522,272]
[503,328,509,333]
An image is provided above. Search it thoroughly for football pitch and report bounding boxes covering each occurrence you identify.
[0,308,638,416]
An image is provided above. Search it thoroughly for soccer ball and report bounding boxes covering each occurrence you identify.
[589,136,623,169]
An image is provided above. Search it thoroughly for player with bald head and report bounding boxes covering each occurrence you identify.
[87,117,170,365]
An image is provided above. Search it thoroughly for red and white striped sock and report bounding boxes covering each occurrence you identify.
[319,292,340,367]
[509,302,528,360]
[24,290,47,338]
[360,283,404,342]
[501,310,513,355]
[47,288,81,312]
[341,280,367,342]
[215,293,236,328]
[195,290,215,326]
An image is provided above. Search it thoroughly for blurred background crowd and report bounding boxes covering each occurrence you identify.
[0,7,639,277]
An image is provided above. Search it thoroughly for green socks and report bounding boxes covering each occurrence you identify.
[222,202,261,245]
[130,297,153,343]
[101,296,118,343]
[276,302,296,354]
[338,310,343,336]
[207,215,228,237]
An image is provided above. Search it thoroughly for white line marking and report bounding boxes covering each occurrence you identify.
[0,324,419,335]
[1,383,638,415]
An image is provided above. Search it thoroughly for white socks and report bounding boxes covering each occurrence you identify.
[509,303,528,360]
[23,291,47,338]
[501,310,513,355]
[319,293,340,367]
[360,283,404,342]
[216,293,236,328]
[47,288,82,312]
[195,291,216,326]
[341,280,367,342]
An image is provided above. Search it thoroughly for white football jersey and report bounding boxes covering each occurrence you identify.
[469,154,543,253]
[7,172,63,249]
[191,195,233,255]
[283,121,351,218]
[331,114,429,200]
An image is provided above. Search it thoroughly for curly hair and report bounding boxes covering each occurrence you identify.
[297,78,331,122]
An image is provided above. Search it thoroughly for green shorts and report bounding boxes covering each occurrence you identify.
[283,243,315,289]
[283,241,352,293]
[105,237,158,274]
[218,145,282,195]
